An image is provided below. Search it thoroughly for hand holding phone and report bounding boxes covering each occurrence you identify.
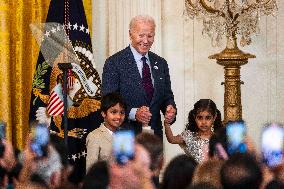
[113,130,135,165]
[0,121,6,158]
[262,123,284,167]
[226,121,247,155]
[30,123,49,158]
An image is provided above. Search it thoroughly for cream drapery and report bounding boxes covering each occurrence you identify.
[0,0,92,149]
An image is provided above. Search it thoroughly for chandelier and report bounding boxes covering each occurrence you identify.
[184,0,278,47]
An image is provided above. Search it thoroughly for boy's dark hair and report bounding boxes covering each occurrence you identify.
[100,92,126,113]
[186,99,222,132]
[221,153,262,189]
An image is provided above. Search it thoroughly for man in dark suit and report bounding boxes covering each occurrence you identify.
[102,15,176,138]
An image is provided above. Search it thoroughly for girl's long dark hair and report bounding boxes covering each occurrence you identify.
[186,99,223,132]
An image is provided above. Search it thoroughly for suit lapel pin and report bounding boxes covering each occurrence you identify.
[153,65,158,70]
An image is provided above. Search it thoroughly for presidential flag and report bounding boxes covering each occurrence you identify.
[29,0,103,182]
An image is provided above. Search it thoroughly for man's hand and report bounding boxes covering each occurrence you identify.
[135,106,152,125]
[164,105,176,124]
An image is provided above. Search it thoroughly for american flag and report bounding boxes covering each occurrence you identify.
[29,0,103,181]
[47,84,64,116]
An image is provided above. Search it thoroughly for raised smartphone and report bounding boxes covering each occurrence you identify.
[226,120,247,155]
[112,130,135,165]
[30,123,50,157]
[262,123,284,167]
[0,121,6,158]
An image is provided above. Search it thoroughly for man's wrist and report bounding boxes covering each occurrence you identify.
[142,126,154,134]
[129,108,138,121]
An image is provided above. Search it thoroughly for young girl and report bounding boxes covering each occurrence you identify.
[86,92,126,171]
[164,99,222,163]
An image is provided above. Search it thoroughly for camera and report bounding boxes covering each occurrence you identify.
[112,130,135,165]
[261,123,284,167]
[0,121,6,158]
[226,120,247,155]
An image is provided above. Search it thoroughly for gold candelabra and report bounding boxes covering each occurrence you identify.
[185,0,277,122]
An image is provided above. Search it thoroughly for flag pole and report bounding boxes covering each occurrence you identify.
[58,63,73,147]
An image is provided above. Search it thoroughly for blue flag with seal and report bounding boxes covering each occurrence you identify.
[29,0,103,182]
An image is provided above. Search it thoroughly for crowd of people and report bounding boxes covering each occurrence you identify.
[1,108,284,189]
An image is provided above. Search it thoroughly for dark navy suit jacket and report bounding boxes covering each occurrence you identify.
[102,46,176,138]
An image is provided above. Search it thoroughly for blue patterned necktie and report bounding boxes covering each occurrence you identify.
[141,56,154,103]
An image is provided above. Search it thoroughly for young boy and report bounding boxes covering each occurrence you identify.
[86,92,126,172]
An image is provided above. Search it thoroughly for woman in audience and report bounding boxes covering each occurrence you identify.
[164,99,222,163]
[86,92,126,172]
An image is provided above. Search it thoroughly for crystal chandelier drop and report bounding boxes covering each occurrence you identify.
[184,0,278,47]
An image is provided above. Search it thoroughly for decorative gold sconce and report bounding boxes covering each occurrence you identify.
[209,35,255,122]
[184,0,277,122]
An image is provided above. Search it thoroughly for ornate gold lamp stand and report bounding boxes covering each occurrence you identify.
[209,35,255,122]
[185,0,277,122]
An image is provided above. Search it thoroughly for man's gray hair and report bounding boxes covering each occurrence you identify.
[129,15,156,31]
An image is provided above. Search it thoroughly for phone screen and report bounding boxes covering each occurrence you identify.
[0,121,6,140]
[0,121,6,158]
[262,123,284,167]
[113,130,135,165]
[30,124,49,157]
[226,121,247,155]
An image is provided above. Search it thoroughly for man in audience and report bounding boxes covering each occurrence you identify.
[16,140,63,189]
[108,143,155,189]
[136,132,163,187]
[220,153,263,189]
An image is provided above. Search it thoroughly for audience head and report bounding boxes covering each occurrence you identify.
[135,132,163,172]
[265,180,284,189]
[129,15,156,55]
[82,161,109,189]
[191,159,224,189]
[188,182,218,189]
[109,143,152,189]
[220,153,262,189]
[160,154,197,189]
[186,99,222,133]
[31,145,63,189]
[49,135,80,189]
[49,135,69,167]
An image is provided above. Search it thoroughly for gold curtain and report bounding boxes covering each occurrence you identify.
[0,0,92,150]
